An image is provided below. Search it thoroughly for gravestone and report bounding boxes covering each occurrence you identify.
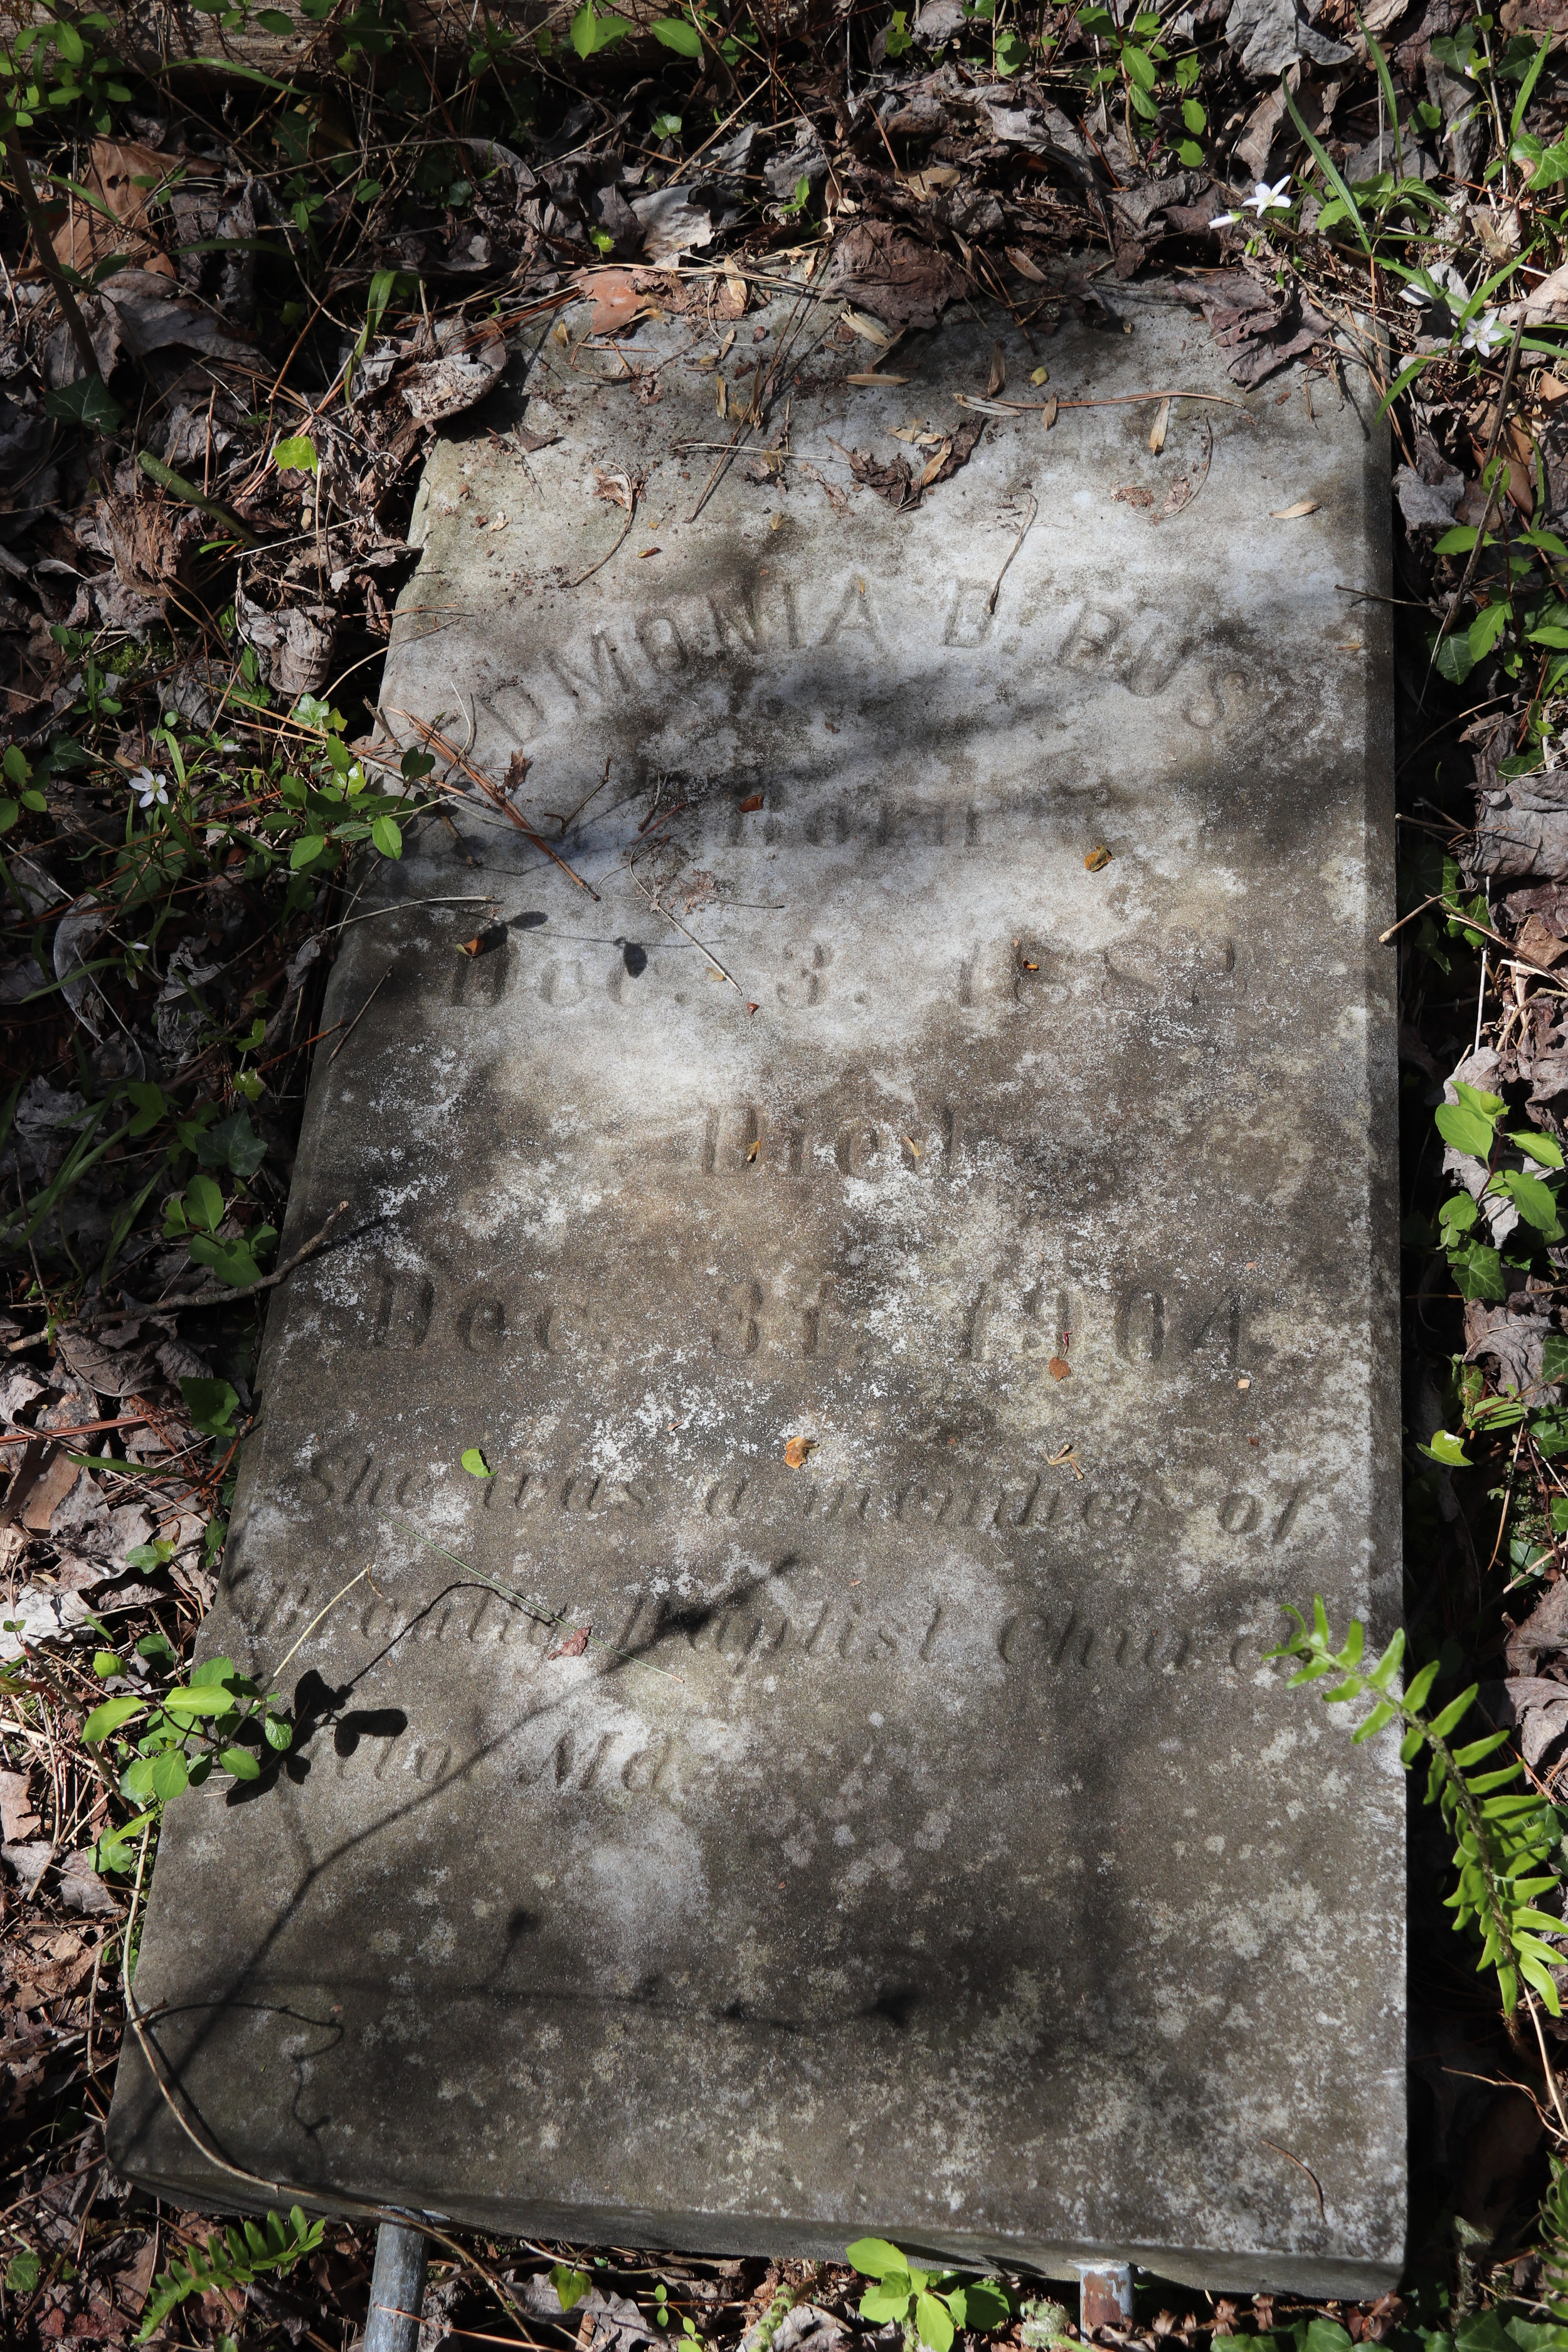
[109,278,1402,2295]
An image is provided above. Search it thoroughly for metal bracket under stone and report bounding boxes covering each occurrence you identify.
[363,2222,430,2352]
[1074,2265,1135,2333]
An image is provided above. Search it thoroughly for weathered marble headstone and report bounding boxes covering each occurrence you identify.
[109,280,1402,2294]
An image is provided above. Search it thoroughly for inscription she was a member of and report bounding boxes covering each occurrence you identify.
[299,1446,1313,1559]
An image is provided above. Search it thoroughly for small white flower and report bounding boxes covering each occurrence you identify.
[1209,209,1238,228]
[1461,309,1506,356]
[1244,176,1291,216]
[129,766,169,810]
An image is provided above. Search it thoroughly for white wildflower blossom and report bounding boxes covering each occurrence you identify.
[1210,178,1290,228]
[1460,310,1506,357]
[129,767,169,810]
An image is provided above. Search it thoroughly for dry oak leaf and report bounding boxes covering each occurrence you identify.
[783,1435,817,1468]
[829,220,966,334]
[50,137,182,278]
[1085,845,1113,871]
[1047,1355,1072,1381]
[575,265,643,335]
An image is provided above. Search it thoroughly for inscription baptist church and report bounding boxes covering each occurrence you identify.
[111,289,1403,2297]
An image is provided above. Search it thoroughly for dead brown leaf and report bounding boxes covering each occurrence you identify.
[575,266,642,335]
[918,437,955,489]
[1041,398,1059,430]
[1047,1355,1072,1381]
[0,1769,40,1844]
[548,1624,591,1660]
[1006,246,1049,283]
[1111,485,1154,509]
[50,138,178,279]
[783,1436,816,1469]
[1085,845,1113,872]
[987,343,1005,398]
[829,220,966,334]
[1269,498,1320,519]
[1148,398,1170,455]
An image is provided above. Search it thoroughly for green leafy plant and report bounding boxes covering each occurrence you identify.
[83,1651,292,1812]
[1540,2153,1568,2317]
[652,2282,706,2346]
[1077,6,1172,139]
[846,2242,1010,2352]
[135,2208,326,2343]
[5,2245,41,2294]
[554,2265,593,2312]
[0,742,45,834]
[1271,1599,1566,2015]
[572,3,633,56]
[1428,1079,1565,1309]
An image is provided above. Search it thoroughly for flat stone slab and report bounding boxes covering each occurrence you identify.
[109,277,1402,2294]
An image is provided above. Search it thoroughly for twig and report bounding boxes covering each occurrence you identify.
[1379,890,1455,944]
[955,388,1254,417]
[625,865,755,1009]
[388,710,600,901]
[0,1414,148,1450]
[1526,1987,1568,2142]
[327,970,389,1064]
[267,1564,371,1685]
[159,1199,352,1312]
[136,452,259,548]
[988,487,1036,615]
[689,419,755,522]
[1259,2139,1327,2222]
[568,482,638,588]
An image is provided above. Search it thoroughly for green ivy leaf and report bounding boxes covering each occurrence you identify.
[1422,1430,1473,1468]
[184,1171,224,1231]
[179,1377,240,1437]
[125,1080,166,1137]
[41,375,124,432]
[552,2265,593,2312]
